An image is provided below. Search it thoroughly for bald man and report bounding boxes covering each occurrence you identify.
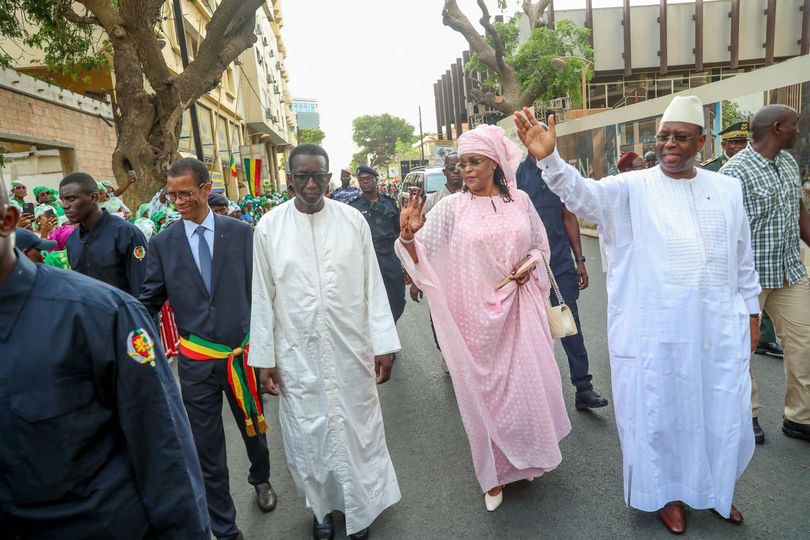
[721,104,810,445]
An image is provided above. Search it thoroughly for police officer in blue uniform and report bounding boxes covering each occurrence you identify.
[516,153,609,411]
[0,178,210,539]
[60,172,147,296]
[349,165,406,323]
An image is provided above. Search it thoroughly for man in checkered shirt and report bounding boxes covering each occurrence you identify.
[720,104,810,445]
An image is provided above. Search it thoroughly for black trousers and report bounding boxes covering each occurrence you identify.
[549,271,593,393]
[179,356,270,540]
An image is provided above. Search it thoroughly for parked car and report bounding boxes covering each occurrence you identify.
[398,166,446,208]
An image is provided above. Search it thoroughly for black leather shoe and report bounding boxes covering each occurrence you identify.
[349,528,370,540]
[575,388,609,410]
[255,482,277,512]
[313,514,334,540]
[753,417,765,444]
[755,342,784,357]
[782,419,810,442]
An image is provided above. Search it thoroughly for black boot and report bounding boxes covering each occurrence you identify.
[312,513,334,540]
[575,388,609,410]
[753,417,765,444]
[754,342,784,358]
[349,528,370,540]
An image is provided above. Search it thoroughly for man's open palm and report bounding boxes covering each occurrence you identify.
[514,108,557,160]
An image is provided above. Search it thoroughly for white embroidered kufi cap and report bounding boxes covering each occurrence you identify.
[660,95,704,128]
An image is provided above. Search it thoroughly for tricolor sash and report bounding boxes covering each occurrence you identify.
[179,333,267,437]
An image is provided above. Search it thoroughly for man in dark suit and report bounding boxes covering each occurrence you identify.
[138,158,275,540]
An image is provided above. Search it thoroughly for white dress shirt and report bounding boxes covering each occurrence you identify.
[183,209,215,272]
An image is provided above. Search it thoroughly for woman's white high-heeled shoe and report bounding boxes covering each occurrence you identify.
[484,488,503,511]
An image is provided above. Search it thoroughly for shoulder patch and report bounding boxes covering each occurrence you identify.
[133,245,146,260]
[127,328,156,366]
[700,156,719,166]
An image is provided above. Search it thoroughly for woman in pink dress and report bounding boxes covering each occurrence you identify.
[395,125,571,511]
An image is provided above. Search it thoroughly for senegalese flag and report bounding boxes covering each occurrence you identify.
[178,333,267,437]
[229,154,238,178]
[243,158,262,197]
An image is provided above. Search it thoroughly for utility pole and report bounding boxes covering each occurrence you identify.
[171,0,204,161]
[418,106,425,164]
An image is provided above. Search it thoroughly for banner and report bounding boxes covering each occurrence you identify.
[243,158,262,197]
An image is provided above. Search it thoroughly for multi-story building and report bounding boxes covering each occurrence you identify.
[292,99,321,129]
[434,0,808,151]
[0,0,296,198]
[238,1,297,192]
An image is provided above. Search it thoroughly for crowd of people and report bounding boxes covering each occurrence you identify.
[1,93,808,539]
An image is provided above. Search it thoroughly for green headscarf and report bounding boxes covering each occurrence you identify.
[150,208,168,232]
[44,250,70,270]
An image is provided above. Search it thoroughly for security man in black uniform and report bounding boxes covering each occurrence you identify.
[60,172,147,296]
[349,165,406,323]
[0,177,210,539]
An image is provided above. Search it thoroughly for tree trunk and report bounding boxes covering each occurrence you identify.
[70,0,264,207]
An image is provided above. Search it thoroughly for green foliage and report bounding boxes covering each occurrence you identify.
[0,1,109,75]
[298,127,326,146]
[466,17,593,104]
[395,139,420,161]
[349,150,368,172]
[721,100,751,128]
[465,13,521,92]
[351,113,416,170]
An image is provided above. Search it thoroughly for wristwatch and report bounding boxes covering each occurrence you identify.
[575,256,586,263]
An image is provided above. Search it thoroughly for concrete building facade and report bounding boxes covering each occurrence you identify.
[0,68,116,195]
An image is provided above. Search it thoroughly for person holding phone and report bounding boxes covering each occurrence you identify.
[395,125,570,512]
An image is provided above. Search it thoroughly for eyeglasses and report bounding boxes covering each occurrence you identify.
[445,164,460,173]
[165,186,205,203]
[656,133,697,143]
[292,173,329,184]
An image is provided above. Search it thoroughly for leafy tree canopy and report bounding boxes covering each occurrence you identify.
[466,17,593,105]
[721,100,752,128]
[298,127,326,146]
[351,113,416,170]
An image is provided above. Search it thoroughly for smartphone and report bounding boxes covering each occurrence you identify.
[22,202,35,216]
[44,209,56,220]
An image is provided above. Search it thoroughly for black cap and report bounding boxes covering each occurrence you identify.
[356,165,379,178]
[15,228,57,251]
[207,193,229,207]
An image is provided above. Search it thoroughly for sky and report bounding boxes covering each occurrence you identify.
[281,0,700,173]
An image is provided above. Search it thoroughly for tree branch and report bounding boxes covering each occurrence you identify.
[442,0,500,74]
[522,1,552,30]
[175,0,264,104]
[476,0,507,71]
[75,0,123,33]
[55,1,100,26]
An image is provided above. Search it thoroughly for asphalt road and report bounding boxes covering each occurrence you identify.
[224,237,810,539]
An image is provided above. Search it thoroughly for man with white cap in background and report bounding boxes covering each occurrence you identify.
[514,95,761,534]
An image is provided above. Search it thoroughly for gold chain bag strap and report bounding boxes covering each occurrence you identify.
[541,253,578,339]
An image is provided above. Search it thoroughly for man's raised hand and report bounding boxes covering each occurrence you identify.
[514,108,557,160]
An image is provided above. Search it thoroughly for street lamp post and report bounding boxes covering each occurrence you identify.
[551,56,594,110]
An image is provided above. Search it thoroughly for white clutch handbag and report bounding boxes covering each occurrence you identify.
[541,253,578,339]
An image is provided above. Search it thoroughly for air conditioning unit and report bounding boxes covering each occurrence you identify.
[268,50,275,58]
[265,108,273,119]
[275,61,281,71]
[273,84,280,95]
[255,25,263,36]
[271,115,278,123]
[266,74,273,85]
[262,37,268,47]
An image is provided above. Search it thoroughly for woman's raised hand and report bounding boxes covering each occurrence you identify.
[400,192,425,239]
[514,108,557,160]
